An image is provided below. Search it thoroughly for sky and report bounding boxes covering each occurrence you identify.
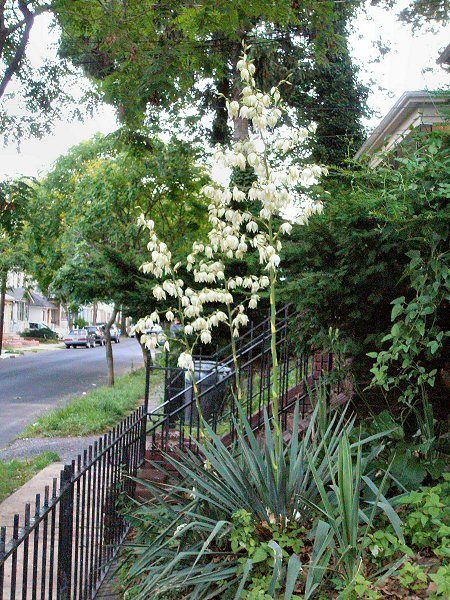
[0,1,448,180]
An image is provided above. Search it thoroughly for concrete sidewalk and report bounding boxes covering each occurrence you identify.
[0,342,65,359]
[0,461,63,535]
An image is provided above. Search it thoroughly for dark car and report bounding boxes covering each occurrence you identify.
[98,323,121,343]
[63,329,96,349]
[85,325,106,346]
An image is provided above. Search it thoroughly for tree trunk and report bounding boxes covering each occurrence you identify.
[233,113,249,141]
[120,307,127,337]
[0,273,6,356]
[93,302,97,325]
[104,306,118,387]
[136,331,152,368]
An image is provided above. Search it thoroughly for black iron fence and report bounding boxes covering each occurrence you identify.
[144,305,333,452]
[0,306,334,599]
[0,407,146,600]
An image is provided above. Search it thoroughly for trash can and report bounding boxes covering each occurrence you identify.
[184,360,232,424]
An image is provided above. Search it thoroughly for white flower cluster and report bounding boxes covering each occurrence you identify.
[198,49,326,278]
[135,47,327,373]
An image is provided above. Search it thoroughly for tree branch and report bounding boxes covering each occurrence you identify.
[0,1,48,98]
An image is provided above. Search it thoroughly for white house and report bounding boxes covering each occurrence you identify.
[355,91,450,167]
[28,290,58,328]
[7,287,31,334]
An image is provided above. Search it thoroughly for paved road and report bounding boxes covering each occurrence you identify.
[0,338,144,448]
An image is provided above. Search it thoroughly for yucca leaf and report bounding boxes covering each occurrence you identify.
[234,558,253,599]
[284,553,302,599]
[268,540,283,596]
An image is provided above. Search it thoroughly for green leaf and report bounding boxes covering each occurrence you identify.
[391,303,403,321]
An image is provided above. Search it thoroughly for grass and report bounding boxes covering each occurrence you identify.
[21,368,162,438]
[0,452,60,503]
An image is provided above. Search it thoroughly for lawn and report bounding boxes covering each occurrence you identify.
[0,452,60,502]
[21,368,162,438]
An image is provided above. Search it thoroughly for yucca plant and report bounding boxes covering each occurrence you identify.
[122,403,392,599]
[304,430,405,596]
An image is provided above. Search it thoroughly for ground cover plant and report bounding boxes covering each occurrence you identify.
[0,452,60,502]
[20,367,162,438]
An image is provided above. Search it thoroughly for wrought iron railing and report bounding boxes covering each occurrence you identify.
[0,306,333,599]
[0,408,145,600]
[144,305,332,452]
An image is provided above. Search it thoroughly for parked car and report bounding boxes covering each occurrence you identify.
[145,323,163,335]
[29,322,52,331]
[64,329,96,348]
[85,325,106,346]
[98,323,121,343]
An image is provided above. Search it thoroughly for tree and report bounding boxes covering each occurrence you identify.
[2,2,447,145]
[54,0,369,164]
[26,130,209,381]
[0,177,32,353]
[0,1,81,143]
[281,131,450,384]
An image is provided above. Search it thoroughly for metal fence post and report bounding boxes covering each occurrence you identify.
[140,353,151,463]
[57,464,74,600]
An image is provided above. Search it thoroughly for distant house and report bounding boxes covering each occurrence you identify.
[7,287,31,334]
[2,270,120,338]
[28,290,57,328]
[3,292,14,336]
[355,90,449,167]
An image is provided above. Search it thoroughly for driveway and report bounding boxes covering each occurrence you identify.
[0,338,144,448]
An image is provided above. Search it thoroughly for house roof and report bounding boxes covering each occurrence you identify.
[4,293,14,302]
[7,287,31,302]
[29,291,57,309]
[355,90,449,161]
[6,287,57,309]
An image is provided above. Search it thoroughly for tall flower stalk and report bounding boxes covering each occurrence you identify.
[208,44,326,427]
[136,44,325,437]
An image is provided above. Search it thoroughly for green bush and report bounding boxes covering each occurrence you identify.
[369,243,449,405]
[281,131,449,381]
[356,405,447,491]
[20,327,59,340]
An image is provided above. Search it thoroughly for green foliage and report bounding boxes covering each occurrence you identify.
[122,403,396,598]
[282,131,450,380]
[20,327,58,341]
[365,528,412,562]
[430,565,450,597]
[398,561,428,591]
[54,0,368,165]
[305,429,402,591]
[0,451,60,502]
[72,317,88,329]
[398,478,450,556]
[26,132,209,322]
[0,178,34,278]
[359,406,447,491]
[352,574,382,599]
[364,477,450,581]
[369,243,449,404]
[20,368,160,437]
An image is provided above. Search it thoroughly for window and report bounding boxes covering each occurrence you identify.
[17,302,25,321]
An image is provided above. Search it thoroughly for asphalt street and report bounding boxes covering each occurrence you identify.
[0,338,144,448]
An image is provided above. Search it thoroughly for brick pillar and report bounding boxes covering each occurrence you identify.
[313,352,323,380]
